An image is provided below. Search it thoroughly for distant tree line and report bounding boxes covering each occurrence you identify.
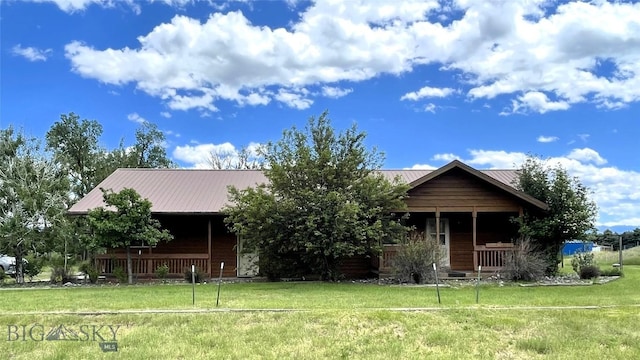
[586,228,640,250]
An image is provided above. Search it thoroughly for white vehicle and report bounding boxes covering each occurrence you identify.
[0,254,17,276]
[0,254,28,277]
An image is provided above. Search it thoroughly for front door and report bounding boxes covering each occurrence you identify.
[236,237,259,277]
[426,218,450,267]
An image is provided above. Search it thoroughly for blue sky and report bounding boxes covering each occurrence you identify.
[1,0,639,230]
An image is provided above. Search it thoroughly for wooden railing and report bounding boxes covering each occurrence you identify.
[380,242,515,274]
[475,243,514,271]
[95,253,209,277]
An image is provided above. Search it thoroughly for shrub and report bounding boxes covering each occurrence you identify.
[579,265,600,279]
[47,252,75,268]
[0,268,5,285]
[113,266,127,283]
[23,254,44,282]
[256,250,311,281]
[50,266,73,284]
[184,268,207,283]
[86,267,99,284]
[79,261,99,284]
[500,238,546,282]
[599,267,623,277]
[571,251,596,275]
[155,263,169,282]
[393,231,444,284]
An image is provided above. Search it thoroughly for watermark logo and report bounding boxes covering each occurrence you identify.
[7,324,124,352]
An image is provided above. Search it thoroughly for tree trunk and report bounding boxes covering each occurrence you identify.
[126,246,133,284]
[15,254,24,285]
[14,243,24,285]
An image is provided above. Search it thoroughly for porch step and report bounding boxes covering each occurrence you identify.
[447,271,467,278]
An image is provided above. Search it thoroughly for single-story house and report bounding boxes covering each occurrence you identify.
[68,160,548,278]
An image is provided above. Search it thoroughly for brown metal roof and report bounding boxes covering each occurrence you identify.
[68,165,528,215]
[68,169,268,215]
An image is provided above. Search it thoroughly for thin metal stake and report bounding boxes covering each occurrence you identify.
[216,262,225,307]
[191,264,196,306]
[433,263,441,304]
[475,265,482,304]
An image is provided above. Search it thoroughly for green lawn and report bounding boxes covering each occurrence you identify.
[1,267,639,359]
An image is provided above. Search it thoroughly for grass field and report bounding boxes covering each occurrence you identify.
[1,265,639,359]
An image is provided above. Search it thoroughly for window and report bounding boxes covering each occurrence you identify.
[426,218,448,245]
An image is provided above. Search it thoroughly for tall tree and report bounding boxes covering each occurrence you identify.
[88,188,173,284]
[46,113,108,260]
[129,122,175,168]
[515,155,598,274]
[0,128,69,283]
[46,113,104,199]
[224,111,409,280]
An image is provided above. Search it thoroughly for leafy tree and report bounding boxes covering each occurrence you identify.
[129,122,175,168]
[515,156,598,274]
[46,113,107,260]
[46,112,104,199]
[224,111,410,280]
[0,128,69,283]
[88,188,173,284]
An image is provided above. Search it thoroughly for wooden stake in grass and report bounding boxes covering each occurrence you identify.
[216,262,224,307]
[433,263,441,304]
[476,265,482,304]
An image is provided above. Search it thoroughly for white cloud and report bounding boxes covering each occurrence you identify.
[537,135,559,143]
[33,0,141,13]
[173,141,262,169]
[62,1,640,112]
[401,86,457,101]
[160,111,171,118]
[507,92,570,115]
[424,103,437,113]
[31,0,202,13]
[173,143,233,169]
[12,44,52,62]
[164,130,180,137]
[578,134,590,142]
[275,89,313,109]
[432,153,460,162]
[414,147,640,227]
[127,112,147,124]
[321,86,353,99]
[567,148,607,165]
[408,163,437,170]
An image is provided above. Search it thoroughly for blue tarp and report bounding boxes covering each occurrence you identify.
[563,241,593,255]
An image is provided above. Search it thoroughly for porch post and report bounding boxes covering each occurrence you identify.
[472,207,478,271]
[147,244,153,274]
[435,208,440,244]
[207,218,212,277]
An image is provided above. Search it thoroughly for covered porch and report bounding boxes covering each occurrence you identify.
[379,209,522,276]
[94,214,247,279]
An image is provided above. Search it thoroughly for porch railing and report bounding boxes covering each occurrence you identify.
[379,242,514,275]
[475,243,514,271]
[95,253,209,277]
